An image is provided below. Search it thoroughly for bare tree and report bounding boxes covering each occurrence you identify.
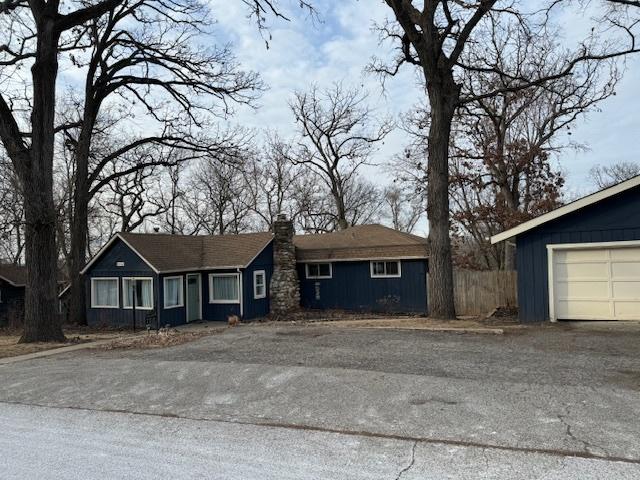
[373,1,639,318]
[383,185,424,233]
[0,157,25,264]
[0,0,142,342]
[282,83,392,230]
[244,136,305,229]
[187,154,255,235]
[590,161,640,188]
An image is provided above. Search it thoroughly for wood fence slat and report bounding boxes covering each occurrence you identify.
[452,269,518,316]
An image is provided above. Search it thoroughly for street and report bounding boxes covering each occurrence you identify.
[1,324,639,478]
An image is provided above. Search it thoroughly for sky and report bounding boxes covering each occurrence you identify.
[208,0,640,200]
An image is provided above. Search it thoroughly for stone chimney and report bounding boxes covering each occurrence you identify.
[270,214,300,317]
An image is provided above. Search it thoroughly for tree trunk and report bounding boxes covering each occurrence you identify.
[20,14,65,343]
[67,108,95,326]
[425,78,458,320]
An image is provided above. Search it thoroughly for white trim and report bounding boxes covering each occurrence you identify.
[491,175,640,244]
[159,265,243,275]
[80,234,159,274]
[370,260,402,278]
[239,269,244,318]
[242,237,274,268]
[122,277,154,310]
[186,273,202,322]
[298,255,427,263]
[58,284,70,298]
[547,240,640,322]
[208,273,241,304]
[163,275,184,309]
[305,262,333,279]
[253,270,266,299]
[90,277,120,309]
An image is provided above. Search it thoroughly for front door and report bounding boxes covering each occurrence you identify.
[186,274,202,322]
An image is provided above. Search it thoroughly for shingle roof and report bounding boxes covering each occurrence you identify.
[118,232,273,272]
[0,264,27,286]
[293,224,428,261]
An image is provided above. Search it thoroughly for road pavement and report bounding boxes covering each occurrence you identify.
[1,324,639,478]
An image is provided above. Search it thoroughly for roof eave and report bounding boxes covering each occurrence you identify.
[490,174,640,244]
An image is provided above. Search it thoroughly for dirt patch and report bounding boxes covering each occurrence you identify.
[305,316,516,332]
[0,327,134,359]
[98,328,219,350]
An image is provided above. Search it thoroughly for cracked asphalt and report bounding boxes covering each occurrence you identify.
[1,323,640,478]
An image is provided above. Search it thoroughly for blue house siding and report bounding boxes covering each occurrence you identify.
[516,185,640,322]
[0,281,25,326]
[242,242,273,320]
[85,239,159,328]
[298,259,428,314]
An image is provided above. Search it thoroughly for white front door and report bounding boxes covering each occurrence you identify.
[186,274,202,322]
[552,246,640,320]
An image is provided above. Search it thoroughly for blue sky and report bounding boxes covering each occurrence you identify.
[209,1,639,198]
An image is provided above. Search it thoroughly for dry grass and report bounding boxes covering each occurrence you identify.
[99,328,219,351]
[0,327,132,359]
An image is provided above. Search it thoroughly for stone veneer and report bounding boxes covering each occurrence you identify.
[269,214,300,317]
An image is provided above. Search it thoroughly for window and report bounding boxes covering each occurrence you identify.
[209,273,240,303]
[123,277,154,310]
[306,263,332,279]
[370,261,401,278]
[163,276,184,309]
[253,270,266,299]
[91,278,119,308]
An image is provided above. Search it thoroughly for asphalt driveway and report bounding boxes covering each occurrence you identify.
[1,323,639,478]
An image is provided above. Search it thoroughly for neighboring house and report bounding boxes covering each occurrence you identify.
[80,219,429,327]
[0,264,27,325]
[491,175,640,322]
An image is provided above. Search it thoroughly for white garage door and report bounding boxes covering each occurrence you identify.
[553,246,640,320]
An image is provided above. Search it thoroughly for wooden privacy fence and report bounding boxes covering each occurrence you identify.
[452,269,518,316]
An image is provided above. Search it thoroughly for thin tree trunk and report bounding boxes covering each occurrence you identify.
[20,14,65,343]
[68,108,95,326]
[425,79,458,320]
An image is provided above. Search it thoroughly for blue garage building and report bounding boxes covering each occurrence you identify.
[81,220,429,327]
[491,175,640,322]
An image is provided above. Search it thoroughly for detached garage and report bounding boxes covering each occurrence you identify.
[491,175,640,322]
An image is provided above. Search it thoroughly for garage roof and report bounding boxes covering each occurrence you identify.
[491,174,640,244]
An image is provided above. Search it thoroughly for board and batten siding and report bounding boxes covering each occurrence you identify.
[298,259,428,314]
[516,185,640,322]
[85,238,159,327]
[242,242,273,320]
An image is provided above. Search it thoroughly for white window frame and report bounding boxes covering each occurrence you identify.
[305,262,332,279]
[370,260,402,278]
[209,273,240,304]
[163,275,184,309]
[122,277,154,310]
[90,277,120,308]
[253,270,266,299]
